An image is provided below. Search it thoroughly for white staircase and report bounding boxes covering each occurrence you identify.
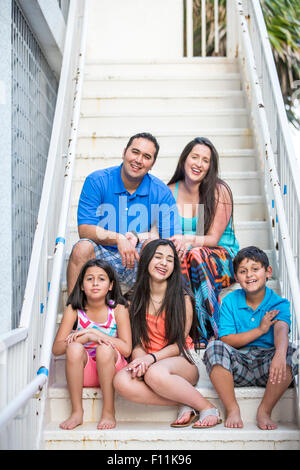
[41,55,300,449]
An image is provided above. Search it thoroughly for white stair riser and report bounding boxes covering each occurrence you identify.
[84,61,240,77]
[74,154,257,176]
[83,78,242,96]
[76,134,253,155]
[44,438,300,451]
[66,223,271,252]
[71,174,261,204]
[80,95,246,114]
[48,393,296,426]
[69,200,266,229]
[79,113,249,133]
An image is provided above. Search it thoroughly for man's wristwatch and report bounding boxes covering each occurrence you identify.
[130,230,140,245]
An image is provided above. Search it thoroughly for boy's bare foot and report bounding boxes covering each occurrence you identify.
[257,407,277,430]
[59,410,83,430]
[225,408,243,428]
[97,411,116,430]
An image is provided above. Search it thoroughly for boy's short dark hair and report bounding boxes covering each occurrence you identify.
[233,246,270,274]
[125,132,160,161]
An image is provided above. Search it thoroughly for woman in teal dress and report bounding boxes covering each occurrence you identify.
[168,137,239,346]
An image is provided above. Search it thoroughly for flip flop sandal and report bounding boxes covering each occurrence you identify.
[170,405,199,428]
[192,408,222,429]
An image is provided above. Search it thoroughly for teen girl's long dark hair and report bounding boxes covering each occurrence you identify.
[168,137,234,235]
[129,239,201,362]
[67,258,128,311]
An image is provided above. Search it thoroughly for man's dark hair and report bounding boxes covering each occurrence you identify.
[124,132,160,161]
[233,246,270,274]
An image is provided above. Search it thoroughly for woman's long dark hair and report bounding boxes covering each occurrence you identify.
[129,239,201,362]
[168,137,233,235]
[67,258,128,311]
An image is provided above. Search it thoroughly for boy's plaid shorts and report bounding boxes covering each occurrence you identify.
[203,340,298,387]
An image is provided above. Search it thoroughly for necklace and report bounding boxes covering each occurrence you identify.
[149,295,163,316]
[150,295,163,304]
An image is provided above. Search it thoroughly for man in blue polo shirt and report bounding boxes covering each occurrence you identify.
[203,246,298,431]
[67,132,183,293]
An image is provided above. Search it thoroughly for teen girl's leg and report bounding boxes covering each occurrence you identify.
[60,342,87,430]
[143,356,219,427]
[113,366,179,407]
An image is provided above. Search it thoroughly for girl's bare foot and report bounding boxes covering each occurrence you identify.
[59,410,83,430]
[97,411,116,430]
[257,406,277,430]
[225,408,243,428]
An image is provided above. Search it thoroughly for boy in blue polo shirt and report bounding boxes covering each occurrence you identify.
[203,246,298,430]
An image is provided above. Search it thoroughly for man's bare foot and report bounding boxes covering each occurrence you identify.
[59,410,83,430]
[225,408,243,428]
[257,407,277,430]
[97,411,116,430]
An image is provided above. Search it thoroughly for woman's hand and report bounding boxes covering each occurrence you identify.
[169,234,190,261]
[126,354,155,378]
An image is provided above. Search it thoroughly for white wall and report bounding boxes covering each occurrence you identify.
[87,0,184,61]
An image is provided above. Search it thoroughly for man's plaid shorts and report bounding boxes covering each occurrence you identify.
[203,339,298,387]
[73,238,142,288]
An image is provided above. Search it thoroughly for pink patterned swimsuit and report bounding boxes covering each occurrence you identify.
[76,307,118,359]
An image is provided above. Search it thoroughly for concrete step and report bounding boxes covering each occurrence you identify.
[43,421,300,450]
[82,75,242,96]
[74,149,258,175]
[78,109,249,133]
[84,58,240,76]
[76,130,253,156]
[80,91,246,114]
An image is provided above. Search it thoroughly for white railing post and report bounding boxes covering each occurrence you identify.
[214,0,219,54]
[186,0,193,57]
[201,0,206,57]
[227,0,238,57]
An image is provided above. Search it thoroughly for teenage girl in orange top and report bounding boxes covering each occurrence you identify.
[113,239,221,428]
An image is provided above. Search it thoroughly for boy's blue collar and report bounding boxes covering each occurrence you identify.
[238,285,272,312]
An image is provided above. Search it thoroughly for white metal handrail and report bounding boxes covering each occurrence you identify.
[234,0,300,419]
[0,0,88,449]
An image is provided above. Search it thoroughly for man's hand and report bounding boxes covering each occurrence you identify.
[117,234,139,269]
[125,231,139,248]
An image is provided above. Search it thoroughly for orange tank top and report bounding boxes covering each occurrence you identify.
[144,311,194,353]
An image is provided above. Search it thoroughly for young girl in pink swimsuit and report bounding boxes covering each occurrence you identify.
[52,259,132,430]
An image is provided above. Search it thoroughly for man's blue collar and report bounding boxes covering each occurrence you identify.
[113,164,150,196]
